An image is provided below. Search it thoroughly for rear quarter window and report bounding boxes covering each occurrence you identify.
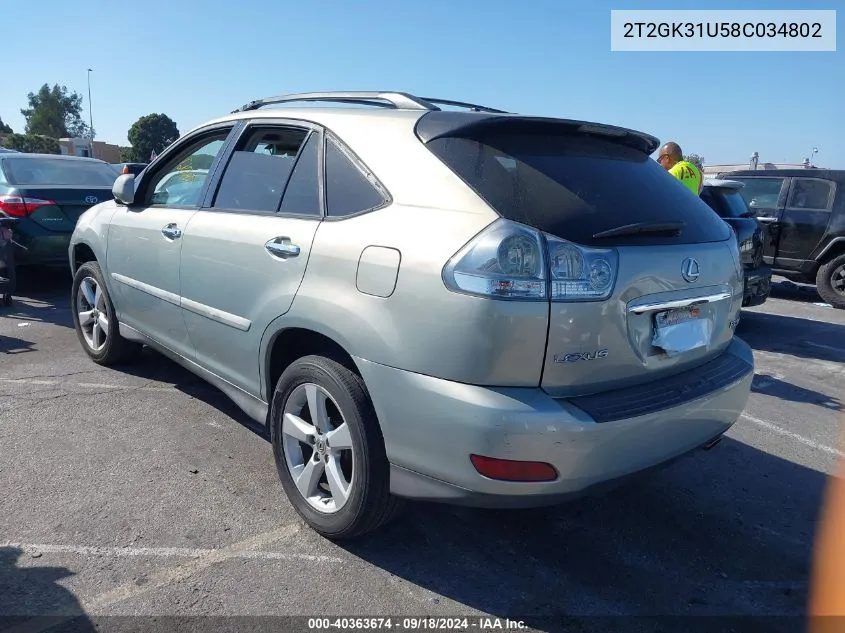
[324,136,388,217]
[425,131,730,247]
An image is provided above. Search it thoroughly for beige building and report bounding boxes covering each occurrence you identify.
[59,137,121,163]
[704,154,822,176]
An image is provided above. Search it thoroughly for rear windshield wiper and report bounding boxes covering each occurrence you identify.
[592,221,685,239]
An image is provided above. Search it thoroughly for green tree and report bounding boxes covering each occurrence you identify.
[0,117,12,134]
[188,153,215,170]
[119,146,134,162]
[684,153,704,171]
[20,83,90,138]
[0,133,61,154]
[127,114,179,163]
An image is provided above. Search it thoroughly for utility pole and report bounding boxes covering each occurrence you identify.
[87,68,94,140]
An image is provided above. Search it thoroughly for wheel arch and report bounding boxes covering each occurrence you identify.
[71,242,98,274]
[261,319,363,404]
[816,237,845,266]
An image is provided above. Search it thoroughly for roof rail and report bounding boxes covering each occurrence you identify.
[232,91,437,113]
[231,91,508,114]
[419,97,509,114]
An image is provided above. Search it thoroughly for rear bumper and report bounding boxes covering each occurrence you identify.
[356,337,754,507]
[742,265,772,307]
[14,233,71,266]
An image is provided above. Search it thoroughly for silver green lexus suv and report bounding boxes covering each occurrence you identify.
[68,92,754,539]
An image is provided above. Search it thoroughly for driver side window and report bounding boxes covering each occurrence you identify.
[145,130,231,207]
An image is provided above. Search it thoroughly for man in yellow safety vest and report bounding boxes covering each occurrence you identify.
[657,142,702,195]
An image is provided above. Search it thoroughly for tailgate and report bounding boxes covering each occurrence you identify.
[541,239,743,398]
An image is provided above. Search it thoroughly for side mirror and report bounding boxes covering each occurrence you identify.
[113,174,136,205]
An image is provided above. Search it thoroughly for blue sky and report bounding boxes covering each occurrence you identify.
[3,0,841,166]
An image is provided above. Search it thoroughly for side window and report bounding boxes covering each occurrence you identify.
[278,132,321,216]
[699,189,722,216]
[733,177,785,210]
[213,126,309,213]
[324,136,387,217]
[146,131,230,207]
[787,179,833,211]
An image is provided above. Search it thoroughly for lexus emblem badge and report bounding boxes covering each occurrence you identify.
[84,196,99,204]
[681,257,700,283]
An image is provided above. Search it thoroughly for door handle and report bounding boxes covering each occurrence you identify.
[755,217,778,224]
[161,223,182,239]
[265,237,300,259]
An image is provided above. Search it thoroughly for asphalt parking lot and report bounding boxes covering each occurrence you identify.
[1,270,843,632]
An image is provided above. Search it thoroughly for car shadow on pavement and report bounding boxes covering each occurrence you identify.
[0,546,95,632]
[0,267,73,329]
[0,335,36,355]
[768,279,829,306]
[114,348,270,440]
[752,372,841,411]
[341,437,821,631]
[737,311,845,364]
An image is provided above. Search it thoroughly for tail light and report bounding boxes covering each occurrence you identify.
[121,165,129,175]
[0,195,57,218]
[442,219,618,302]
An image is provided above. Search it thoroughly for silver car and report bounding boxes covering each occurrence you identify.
[68,92,754,539]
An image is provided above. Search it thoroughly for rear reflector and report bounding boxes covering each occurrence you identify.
[0,195,56,218]
[470,454,557,482]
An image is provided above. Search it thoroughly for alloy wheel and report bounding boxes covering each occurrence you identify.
[831,264,845,297]
[76,276,109,352]
[282,383,355,513]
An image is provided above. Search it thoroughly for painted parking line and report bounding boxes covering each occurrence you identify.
[3,525,315,633]
[0,378,185,392]
[0,540,343,563]
[741,413,845,459]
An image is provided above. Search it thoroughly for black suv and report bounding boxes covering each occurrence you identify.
[700,179,771,307]
[718,169,845,308]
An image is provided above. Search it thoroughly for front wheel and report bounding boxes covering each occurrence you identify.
[71,261,142,364]
[816,254,845,309]
[270,355,401,539]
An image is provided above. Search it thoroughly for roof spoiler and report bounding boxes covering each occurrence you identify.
[414,112,660,155]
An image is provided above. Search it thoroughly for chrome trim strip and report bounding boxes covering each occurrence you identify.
[627,291,733,315]
[111,273,180,306]
[180,297,251,332]
[111,272,251,331]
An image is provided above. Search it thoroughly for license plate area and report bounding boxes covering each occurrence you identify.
[652,306,713,357]
[655,305,701,328]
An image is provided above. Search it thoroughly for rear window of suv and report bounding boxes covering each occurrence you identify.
[425,131,731,247]
[701,187,752,218]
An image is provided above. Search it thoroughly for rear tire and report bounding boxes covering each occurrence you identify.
[71,261,142,365]
[270,354,401,540]
[816,254,845,309]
